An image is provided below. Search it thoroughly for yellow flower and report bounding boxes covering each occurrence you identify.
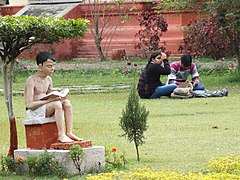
[111,147,117,153]
[17,157,24,163]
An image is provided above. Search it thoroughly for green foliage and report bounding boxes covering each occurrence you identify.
[119,85,149,161]
[105,147,127,171]
[159,0,206,11]
[1,156,17,174]
[27,150,68,178]
[68,145,85,175]
[1,152,67,178]
[0,15,90,61]
[160,0,240,66]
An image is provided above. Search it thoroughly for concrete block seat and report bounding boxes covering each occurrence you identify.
[14,146,105,175]
[22,117,58,149]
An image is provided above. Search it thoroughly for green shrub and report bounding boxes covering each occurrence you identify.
[1,156,17,174]
[27,150,68,178]
[105,147,127,172]
[68,145,85,175]
[119,85,149,161]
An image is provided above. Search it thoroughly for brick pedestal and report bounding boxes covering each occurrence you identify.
[23,117,58,149]
[50,140,92,150]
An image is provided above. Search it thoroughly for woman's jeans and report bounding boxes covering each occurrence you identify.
[193,84,205,91]
[150,83,205,99]
[150,84,177,99]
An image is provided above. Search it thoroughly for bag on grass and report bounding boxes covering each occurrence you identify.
[171,81,194,99]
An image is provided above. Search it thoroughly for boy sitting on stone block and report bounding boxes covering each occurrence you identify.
[24,51,82,143]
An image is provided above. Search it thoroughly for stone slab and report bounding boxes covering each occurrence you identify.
[15,3,80,17]
[14,146,105,175]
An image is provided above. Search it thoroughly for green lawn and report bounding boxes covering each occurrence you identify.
[1,90,240,174]
[0,60,240,178]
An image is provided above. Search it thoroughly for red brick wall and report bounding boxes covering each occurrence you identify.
[0,5,23,16]
[0,3,198,60]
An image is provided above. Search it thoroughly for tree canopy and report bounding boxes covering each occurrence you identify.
[160,0,240,66]
[0,15,90,62]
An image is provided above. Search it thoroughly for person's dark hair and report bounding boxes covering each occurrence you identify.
[36,51,56,66]
[146,51,162,68]
[181,54,192,67]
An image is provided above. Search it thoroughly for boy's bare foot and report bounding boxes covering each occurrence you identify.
[66,132,84,141]
[58,134,74,143]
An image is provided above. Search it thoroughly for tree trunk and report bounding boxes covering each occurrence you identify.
[2,60,18,157]
[237,33,240,70]
[92,13,106,61]
[95,39,106,61]
[135,144,140,162]
[8,118,18,157]
[134,135,140,161]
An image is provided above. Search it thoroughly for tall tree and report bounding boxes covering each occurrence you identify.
[0,15,90,156]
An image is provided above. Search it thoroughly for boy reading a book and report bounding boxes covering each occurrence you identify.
[24,51,82,143]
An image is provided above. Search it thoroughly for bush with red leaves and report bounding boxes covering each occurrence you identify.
[180,17,235,60]
[134,8,169,58]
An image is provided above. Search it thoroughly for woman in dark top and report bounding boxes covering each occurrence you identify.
[137,51,177,99]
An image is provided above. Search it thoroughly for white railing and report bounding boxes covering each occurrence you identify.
[29,0,82,4]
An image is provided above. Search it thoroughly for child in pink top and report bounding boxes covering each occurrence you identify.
[168,54,205,90]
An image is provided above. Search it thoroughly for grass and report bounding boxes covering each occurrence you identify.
[0,59,240,179]
[1,91,240,175]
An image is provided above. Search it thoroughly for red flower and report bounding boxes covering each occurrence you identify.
[111,147,117,153]
[17,157,24,163]
[127,62,131,65]
[133,63,138,67]
[212,13,217,18]
[229,63,234,68]
[23,66,27,70]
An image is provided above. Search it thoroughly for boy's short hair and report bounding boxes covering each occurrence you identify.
[36,51,56,66]
[181,54,192,67]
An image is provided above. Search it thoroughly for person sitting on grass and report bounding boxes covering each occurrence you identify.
[24,51,83,143]
[137,51,177,99]
[167,54,205,90]
[168,54,228,97]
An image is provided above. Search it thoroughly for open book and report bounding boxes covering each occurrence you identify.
[40,88,69,100]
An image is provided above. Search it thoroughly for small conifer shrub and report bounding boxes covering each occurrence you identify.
[119,85,149,161]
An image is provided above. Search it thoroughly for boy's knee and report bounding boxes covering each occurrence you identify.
[63,99,72,109]
[53,101,63,110]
